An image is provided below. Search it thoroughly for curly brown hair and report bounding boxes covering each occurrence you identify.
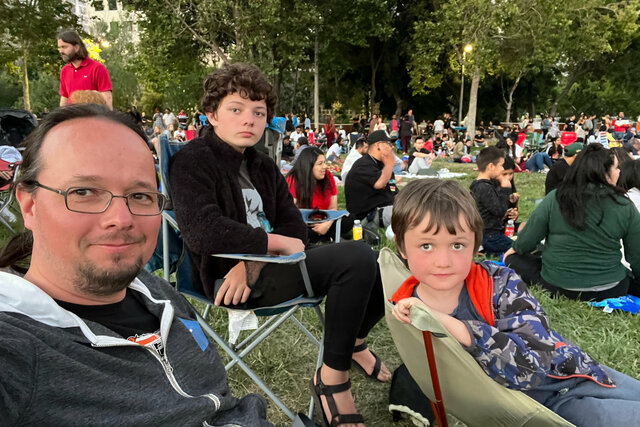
[201,63,277,121]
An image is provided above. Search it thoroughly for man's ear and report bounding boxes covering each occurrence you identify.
[15,186,35,231]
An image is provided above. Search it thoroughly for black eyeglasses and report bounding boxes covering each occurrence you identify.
[29,181,166,216]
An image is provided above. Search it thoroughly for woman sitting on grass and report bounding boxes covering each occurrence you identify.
[505,143,640,300]
[286,147,354,242]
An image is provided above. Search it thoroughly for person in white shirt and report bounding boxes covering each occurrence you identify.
[434,115,445,134]
[341,138,368,182]
[290,126,304,144]
[326,138,343,162]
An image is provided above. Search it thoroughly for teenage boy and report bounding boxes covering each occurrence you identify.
[407,137,436,175]
[169,63,390,425]
[469,146,517,254]
[390,179,640,426]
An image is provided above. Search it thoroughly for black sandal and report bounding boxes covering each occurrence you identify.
[309,366,365,427]
[352,342,385,382]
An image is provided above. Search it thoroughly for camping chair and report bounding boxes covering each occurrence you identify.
[524,132,545,152]
[0,162,21,235]
[149,135,326,422]
[378,248,575,427]
[299,208,349,242]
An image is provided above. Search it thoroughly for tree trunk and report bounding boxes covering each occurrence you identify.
[550,65,590,116]
[504,73,522,123]
[391,89,404,118]
[466,67,480,141]
[313,33,319,131]
[21,49,30,111]
[369,47,384,113]
[272,69,281,115]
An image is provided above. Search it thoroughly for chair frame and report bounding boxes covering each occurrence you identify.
[155,136,326,421]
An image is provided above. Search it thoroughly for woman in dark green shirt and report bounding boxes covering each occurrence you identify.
[505,143,640,300]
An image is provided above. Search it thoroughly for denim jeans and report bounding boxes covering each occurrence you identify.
[524,366,640,426]
[481,232,513,255]
[525,152,553,172]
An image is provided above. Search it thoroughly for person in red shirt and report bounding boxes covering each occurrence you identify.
[57,30,112,109]
[286,146,353,241]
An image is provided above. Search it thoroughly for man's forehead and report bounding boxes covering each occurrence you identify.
[40,117,154,178]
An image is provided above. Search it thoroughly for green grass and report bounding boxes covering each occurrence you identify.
[5,164,640,426]
[198,161,639,426]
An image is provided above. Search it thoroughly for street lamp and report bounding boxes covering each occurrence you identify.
[458,44,473,127]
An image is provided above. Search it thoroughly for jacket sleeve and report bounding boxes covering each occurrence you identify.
[169,145,269,255]
[461,268,555,390]
[622,203,640,280]
[0,334,35,422]
[512,193,552,254]
[472,181,511,218]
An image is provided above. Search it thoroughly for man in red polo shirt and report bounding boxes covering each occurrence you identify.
[57,30,112,109]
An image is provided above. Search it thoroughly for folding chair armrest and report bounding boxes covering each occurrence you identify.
[300,208,349,224]
[213,252,314,297]
[213,252,306,264]
[385,300,449,336]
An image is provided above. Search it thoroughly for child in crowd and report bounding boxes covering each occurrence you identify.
[469,146,518,254]
[391,179,640,426]
[407,137,436,175]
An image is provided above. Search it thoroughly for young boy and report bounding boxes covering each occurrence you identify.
[390,179,640,426]
[469,146,517,254]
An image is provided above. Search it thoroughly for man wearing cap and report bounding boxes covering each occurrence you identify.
[344,130,398,228]
[545,142,583,194]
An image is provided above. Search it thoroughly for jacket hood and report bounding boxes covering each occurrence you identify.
[0,272,174,347]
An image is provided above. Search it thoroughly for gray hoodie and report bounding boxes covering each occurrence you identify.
[0,270,272,427]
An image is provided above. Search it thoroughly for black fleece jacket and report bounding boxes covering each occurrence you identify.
[168,131,308,300]
[469,179,512,235]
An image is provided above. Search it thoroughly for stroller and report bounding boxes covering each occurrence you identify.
[0,108,38,149]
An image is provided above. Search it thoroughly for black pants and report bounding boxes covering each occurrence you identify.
[245,241,384,371]
[505,252,639,301]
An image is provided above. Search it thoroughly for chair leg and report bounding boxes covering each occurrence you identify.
[195,312,296,421]
[423,331,448,427]
[201,304,211,320]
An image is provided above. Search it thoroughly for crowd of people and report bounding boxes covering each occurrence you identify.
[2,54,640,426]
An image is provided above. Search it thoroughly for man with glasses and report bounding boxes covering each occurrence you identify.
[0,104,271,426]
[344,130,399,228]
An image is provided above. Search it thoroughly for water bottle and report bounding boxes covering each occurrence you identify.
[353,220,363,240]
[504,219,515,238]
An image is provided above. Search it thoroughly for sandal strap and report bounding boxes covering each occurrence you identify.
[369,350,382,380]
[352,342,368,353]
[331,413,365,426]
[313,367,363,427]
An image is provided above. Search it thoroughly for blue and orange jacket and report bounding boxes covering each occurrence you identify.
[391,261,615,391]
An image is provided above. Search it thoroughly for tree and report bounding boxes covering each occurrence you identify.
[409,0,506,137]
[549,0,639,116]
[0,0,78,110]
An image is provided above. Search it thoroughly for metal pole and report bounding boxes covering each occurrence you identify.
[458,62,465,127]
[313,33,319,131]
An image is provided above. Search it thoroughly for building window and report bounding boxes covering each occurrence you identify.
[92,0,104,11]
[108,0,117,10]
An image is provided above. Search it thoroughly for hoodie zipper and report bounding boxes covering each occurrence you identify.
[146,344,221,410]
